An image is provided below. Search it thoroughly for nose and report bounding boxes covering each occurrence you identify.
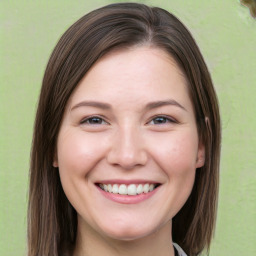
[106,126,148,170]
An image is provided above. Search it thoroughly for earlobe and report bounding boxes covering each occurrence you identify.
[196,143,205,168]
[53,160,58,168]
[53,152,59,167]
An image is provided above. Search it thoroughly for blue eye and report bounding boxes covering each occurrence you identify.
[81,116,107,125]
[149,116,175,125]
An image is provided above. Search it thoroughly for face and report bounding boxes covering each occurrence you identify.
[54,46,205,241]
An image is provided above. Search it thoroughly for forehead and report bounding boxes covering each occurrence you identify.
[67,46,192,111]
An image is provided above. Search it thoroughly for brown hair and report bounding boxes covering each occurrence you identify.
[28,3,221,256]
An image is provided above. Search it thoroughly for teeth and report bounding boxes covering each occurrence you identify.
[127,184,137,195]
[107,184,112,193]
[112,184,119,194]
[119,184,127,195]
[98,183,158,195]
[143,183,149,193]
[137,184,143,194]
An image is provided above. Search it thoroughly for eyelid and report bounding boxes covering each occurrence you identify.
[79,114,178,126]
[147,115,178,125]
[80,115,109,125]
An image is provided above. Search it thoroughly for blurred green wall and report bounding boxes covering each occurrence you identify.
[1,0,255,255]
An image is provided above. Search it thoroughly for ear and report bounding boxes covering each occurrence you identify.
[53,160,58,168]
[196,141,205,168]
[53,151,59,168]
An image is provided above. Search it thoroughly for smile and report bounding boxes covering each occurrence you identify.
[98,183,159,195]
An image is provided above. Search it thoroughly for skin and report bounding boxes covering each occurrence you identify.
[54,46,205,256]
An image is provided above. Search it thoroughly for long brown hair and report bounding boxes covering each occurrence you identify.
[28,3,221,256]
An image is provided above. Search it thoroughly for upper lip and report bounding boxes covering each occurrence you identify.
[95,179,161,185]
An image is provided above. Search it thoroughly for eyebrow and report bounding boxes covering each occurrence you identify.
[71,101,112,111]
[71,99,187,111]
[145,99,187,111]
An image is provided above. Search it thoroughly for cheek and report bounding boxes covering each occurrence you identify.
[56,130,110,215]
[148,130,199,176]
[57,130,106,178]
[150,131,198,215]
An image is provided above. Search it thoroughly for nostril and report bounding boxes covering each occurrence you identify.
[107,149,148,169]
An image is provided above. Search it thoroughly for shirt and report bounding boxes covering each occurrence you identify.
[173,243,188,256]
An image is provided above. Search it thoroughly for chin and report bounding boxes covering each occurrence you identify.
[106,230,150,241]
[100,221,158,241]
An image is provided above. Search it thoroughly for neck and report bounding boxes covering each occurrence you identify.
[73,218,175,256]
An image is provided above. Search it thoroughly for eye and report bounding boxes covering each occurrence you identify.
[80,116,108,125]
[148,116,176,125]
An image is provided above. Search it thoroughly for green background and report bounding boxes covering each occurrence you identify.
[1,0,255,255]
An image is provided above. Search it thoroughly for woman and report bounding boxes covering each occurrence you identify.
[28,3,221,256]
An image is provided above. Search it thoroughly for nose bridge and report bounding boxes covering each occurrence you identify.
[107,123,147,169]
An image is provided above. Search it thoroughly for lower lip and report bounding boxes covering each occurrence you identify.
[96,185,160,204]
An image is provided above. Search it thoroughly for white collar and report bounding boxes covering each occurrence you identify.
[173,243,188,256]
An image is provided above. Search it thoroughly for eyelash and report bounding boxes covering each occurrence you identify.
[80,116,109,125]
[147,115,177,125]
[80,115,177,126]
